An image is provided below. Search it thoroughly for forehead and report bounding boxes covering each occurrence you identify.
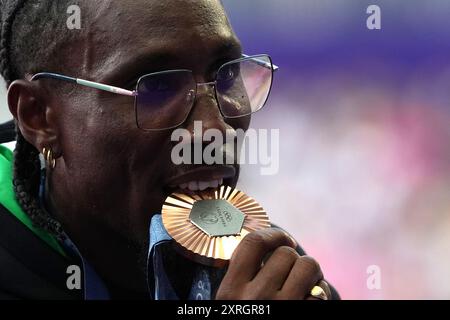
[81,0,240,78]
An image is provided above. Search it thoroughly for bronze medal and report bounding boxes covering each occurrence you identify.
[162,185,270,267]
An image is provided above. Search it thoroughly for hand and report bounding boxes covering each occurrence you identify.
[215,228,331,300]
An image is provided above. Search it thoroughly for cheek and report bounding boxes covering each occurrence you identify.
[54,97,182,239]
[63,128,172,182]
[59,97,173,192]
[60,95,135,167]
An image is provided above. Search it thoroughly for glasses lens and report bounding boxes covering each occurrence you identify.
[216,55,273,118]
[136,70,196,130]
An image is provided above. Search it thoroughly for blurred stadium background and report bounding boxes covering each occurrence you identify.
[1,0,449,299]
[225,0,450,299]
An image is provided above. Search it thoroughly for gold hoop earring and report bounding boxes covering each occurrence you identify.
[42,147,56,169]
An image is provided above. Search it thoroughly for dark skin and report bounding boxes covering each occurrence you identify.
[7,0,329,299]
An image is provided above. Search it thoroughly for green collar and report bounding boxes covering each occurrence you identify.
[0,145,66,257]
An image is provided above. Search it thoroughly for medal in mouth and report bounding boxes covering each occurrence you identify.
[162,185,271,267]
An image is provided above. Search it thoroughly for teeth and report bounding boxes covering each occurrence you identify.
[188,181,198,191]
[178,179,223,191]
[198,181,210,191]
[209,180,219,189]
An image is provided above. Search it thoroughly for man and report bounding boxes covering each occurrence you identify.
[0,0,338,299]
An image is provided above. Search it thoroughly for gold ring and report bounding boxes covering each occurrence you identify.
[310,285,328,300]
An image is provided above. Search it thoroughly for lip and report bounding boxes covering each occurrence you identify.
[164,165,236,188]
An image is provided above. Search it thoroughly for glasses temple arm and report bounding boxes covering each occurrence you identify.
[31,72,137,97]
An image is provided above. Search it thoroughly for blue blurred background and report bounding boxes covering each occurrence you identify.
[223,0,450,299]
[1,0,449,299]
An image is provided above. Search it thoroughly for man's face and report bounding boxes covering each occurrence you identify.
[50,0,249,246]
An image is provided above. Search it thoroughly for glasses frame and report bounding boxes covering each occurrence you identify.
[30,54,279,131]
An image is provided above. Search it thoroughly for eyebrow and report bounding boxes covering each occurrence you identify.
[101,50,178,86]
[102,39,244,86]
[212,39,243,59]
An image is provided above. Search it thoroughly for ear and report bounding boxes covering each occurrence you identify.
[7,79,60,155]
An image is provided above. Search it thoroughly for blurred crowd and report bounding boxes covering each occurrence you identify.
[227,0,450,299]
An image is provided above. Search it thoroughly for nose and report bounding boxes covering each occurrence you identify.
[183,82,234,137]
[171,81,250,166]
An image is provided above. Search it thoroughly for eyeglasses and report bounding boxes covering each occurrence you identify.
[31,54,278,131]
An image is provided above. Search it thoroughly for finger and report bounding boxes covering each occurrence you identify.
[252,246,299,292]
[306,280,332,300]
[269,227,298,247]
[278,255,323,299]
[224,228,297,284]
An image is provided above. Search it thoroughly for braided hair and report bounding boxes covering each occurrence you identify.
[0,0,81,240]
